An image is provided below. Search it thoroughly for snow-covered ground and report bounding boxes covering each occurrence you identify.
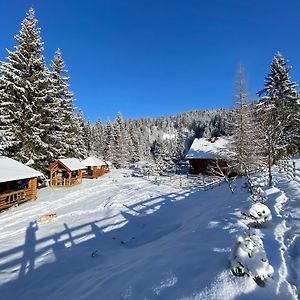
[0,167,299,300]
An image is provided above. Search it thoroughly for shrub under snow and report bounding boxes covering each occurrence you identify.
[242,202,272,227]
[229,231,274,286]
[249,186,268,203]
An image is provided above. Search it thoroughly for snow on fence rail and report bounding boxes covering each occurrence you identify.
[146,174,224,190]
[279,159,300,185]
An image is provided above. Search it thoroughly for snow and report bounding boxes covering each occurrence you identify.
[57,158,86,171]
[186,137,230,159]
[162,132,175,140]
[230,231,274,283]
[81,156,105,167]
[241,202,272,226]
[105,160,112,166]
[0,156,42,183]
[0,168,299,299]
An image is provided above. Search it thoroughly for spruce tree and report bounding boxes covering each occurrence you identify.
[112,112,130,168]
[92,119,104,158]
[103,120,114,162]
[50,48,78,159]
[0,63,17,155]
[257,52,299,185]
[0,8,52,170]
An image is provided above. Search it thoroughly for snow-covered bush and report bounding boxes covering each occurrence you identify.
[250,186,268,203]
[242,202,272,227]
[229,231,274,285]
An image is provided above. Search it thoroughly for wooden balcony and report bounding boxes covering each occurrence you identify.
[0,188,36,211]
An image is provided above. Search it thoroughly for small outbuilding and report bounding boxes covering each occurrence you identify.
[82,156,106,179]
[49,158,85,187]
[0,157,42,211]
[186,137,230,175]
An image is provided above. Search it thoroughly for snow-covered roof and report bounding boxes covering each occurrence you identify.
[0,157,42,183]
[58,158,86,171]
[185,137,230,159]
[81,156,106,167]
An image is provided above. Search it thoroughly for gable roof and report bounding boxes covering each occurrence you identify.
[58,158,86,171]
[81,156,106,167]
[0,157,42,183]
[186,137,230,159]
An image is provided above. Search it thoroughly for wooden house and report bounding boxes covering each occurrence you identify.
[49,158,85,187]
[186,137,230,175]
[82,157,106,179]
[0,157,42,211]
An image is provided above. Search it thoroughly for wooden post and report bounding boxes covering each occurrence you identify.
[68,172,71,186]
[293,161,296,179]
[29,178,37,200]
[50,170,53,187]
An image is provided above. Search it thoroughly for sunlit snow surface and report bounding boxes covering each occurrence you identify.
[0,168,299,300]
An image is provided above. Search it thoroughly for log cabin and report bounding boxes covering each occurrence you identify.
[186,137,230,175]
[0,157,42,211]
[82,156,106,179]
[49,158,85,187]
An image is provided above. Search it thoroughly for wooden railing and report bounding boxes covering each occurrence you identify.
[50,176,82,187]
[280,159,300,185]
[0,188,35,210]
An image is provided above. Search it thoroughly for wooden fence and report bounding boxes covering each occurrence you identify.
[280,159,300,185]
[146,174,224,190]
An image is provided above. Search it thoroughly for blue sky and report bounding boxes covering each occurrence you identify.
[0,0,299,123]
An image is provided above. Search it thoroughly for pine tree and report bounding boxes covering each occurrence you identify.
[0,8,52,170]
[257,52,300,185]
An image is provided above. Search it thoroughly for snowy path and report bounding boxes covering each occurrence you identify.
[272,172,300,299]
[0,169,299,299]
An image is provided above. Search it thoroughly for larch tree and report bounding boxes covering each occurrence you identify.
[257,52,299,185]
[230,66,263,184]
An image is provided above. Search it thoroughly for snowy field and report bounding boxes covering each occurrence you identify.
[0,168,299,300]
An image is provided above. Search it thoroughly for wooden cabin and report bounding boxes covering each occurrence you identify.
[186,137,230,175]
[0,157,42,211]
[82,156,106,179]
[49,158,85,187]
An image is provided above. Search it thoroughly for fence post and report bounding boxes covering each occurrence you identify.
[293,161,296,179]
